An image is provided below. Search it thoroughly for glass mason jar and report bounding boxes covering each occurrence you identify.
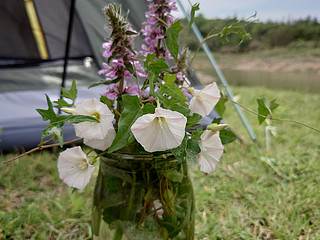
[92,152,195,240]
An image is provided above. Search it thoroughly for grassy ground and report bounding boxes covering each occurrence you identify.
[1,85,319,239]
[192,86,320,239]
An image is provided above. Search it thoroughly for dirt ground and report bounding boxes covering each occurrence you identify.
[223,57,320,74]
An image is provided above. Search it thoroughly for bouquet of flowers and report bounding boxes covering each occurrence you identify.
[35,1,233,239]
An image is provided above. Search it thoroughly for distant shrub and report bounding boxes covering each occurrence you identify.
[181,16,320,52]
[268,27,295,46]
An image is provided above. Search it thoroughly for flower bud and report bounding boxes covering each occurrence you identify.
[187,87,195,96]
[207,123,228,132]
[60,108,74,114]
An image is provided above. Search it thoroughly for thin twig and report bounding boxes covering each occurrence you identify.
[225,97,320,133]
[3,138,84,164]
[39,138,54,147]
[189,33,219,66]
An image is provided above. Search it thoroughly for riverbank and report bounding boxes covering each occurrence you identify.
[191,47,320,92]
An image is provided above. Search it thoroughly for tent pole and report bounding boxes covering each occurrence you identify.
[60,0,76,111]
[176,0,258,143]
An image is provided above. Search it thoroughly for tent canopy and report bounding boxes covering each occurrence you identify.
[0,0,218,151]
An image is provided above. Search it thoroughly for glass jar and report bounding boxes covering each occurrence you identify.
[92,152,195,240]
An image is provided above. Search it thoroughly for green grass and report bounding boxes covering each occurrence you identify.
[192,86,320,239]
[1,86,320,239]
[0,151,94,239]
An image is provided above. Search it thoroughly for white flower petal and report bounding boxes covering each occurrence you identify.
[189,82,220,117]
[198,130,224,174]
[72,98,116,150]
[57,146,95,189]
[131,108,187,152]
[73,98,114,140]
[84,128,116,151]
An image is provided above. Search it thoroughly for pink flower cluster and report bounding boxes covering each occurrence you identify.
[141,0,186,94]
[102,80,140,100]
[98,58,132,81]
[141,0,178,58]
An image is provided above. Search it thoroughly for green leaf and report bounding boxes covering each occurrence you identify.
[54,99,73,108]
[103,207,121,225]
[156,73,188,109]
[125,30,137,36]
[148,72,156,96]
[144,55,169,95]
[220,129,237,145]
[166,20,184,61]
[212,117,223,124]
[100,95,113,109]
[171,135,187,163]
[108,95,143,153]
[215,97,228,117]
[186,113,202,128]
[142,103,156,114]
[186,138,200,166]
[237,28,252,44]
[89,77,122,88]
[54,115,99,126]
[36,95,57,122]
[104,178,121,192]
[219,21,240,43]
[54,80,77,108]
[42,126,64,147]
[189,3,200,27]
[124,62,134,74]
[148,57,169,75]
[37,94,100,146]
[110,38,119,52]
[63,80,77,100]
[171,103,190,117]
[219,20,252,45]
[191,127,203,141]
[144,53,156,70]
[107,50,118,64]
[257,98,279,124]
[269,99,280,112]
[159,169,184,183]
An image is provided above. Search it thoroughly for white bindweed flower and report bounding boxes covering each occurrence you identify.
[73,98,115,150]
[189,82,220,117]
[198,130,224,174]
[58,146,95,189]
[83,128,116,150]
[131,108,187,152]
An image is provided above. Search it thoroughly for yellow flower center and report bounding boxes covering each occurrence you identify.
[156,117,166,128]
[91,112,101,121]
[79,159,88,170]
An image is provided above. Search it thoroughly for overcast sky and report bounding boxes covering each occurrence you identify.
[174,0,320,22]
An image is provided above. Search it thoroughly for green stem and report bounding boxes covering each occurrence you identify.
[190,33,218,65]
[125,172,136,218]
[112,172,136,240]
[113,228,123,240]
[115,77,125,127]
[39,137,54,147]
